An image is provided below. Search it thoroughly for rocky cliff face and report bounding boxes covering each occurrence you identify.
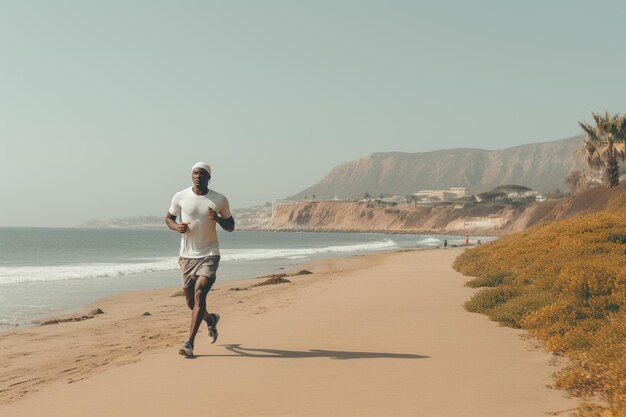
[270,182,626,234]
[290,136,583,200]
[269,201,519,234]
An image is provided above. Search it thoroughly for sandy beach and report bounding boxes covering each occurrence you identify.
[0,248,577,417]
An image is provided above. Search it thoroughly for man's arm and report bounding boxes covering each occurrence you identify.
[165,212,189,234]
[208,208,235,232]
[216,215,235,232]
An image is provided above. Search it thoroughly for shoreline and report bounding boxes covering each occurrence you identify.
[0,247,410,333]
[0,230,490,332]
[244,226,504,236]
[0,248,575,416]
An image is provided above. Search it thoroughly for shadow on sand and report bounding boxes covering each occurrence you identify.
[191,344,429,360]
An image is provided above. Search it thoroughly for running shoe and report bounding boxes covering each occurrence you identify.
[178,340,194,356]
[208,313,220,344]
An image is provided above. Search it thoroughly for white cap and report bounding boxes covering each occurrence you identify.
[191,162,211,175]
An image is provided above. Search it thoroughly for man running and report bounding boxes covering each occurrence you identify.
[165,162,235,357]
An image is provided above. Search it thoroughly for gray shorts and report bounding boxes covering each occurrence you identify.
[178,255,220,289]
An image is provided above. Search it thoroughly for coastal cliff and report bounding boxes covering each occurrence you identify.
[267,182,626,234]
[268,201,517,234]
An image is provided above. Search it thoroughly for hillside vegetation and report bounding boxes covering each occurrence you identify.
[453,199,626,417]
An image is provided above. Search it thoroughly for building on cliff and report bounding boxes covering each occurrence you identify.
[413,187,472,202]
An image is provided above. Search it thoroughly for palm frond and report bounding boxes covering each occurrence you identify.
[579,112,626,186]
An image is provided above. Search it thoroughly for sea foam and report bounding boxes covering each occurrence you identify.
[416,237,441,246]
[221,239,397,261]
[0,259,178,285]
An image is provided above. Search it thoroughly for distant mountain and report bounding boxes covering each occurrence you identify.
[289,136,584,200]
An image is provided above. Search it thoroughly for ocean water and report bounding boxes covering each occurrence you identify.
[0,227,492,330]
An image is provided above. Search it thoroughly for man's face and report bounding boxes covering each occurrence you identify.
[192,168,210,188]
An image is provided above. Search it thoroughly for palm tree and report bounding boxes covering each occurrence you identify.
[565,170,585,194]
[578,112,626,187]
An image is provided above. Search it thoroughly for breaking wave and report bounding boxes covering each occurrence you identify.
[0,239,399,285]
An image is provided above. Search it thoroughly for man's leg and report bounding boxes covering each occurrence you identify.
[183,286,215,326]
[187,275,215,345]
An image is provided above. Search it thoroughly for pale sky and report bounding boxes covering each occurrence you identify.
[1,1,625,227]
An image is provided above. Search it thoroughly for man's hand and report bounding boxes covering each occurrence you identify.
[177,222,190,233]
[208,208,218,222]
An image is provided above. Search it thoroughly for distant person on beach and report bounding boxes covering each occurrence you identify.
[443,239,447,249]
[165,162,235,357]
[464,235,469,246]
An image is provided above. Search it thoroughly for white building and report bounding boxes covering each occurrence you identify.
[414,187,472,202]
[448,188,472,198]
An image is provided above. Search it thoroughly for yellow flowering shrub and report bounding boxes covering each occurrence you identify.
[454,210,626,417]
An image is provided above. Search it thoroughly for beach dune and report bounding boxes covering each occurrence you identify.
[0,249,576,417]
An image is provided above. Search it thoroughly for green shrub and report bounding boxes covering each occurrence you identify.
[465,271,513,288]
[464,285,521,314]
[489,289,556,328]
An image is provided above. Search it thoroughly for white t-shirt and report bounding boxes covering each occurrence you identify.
[168,187,232,258]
